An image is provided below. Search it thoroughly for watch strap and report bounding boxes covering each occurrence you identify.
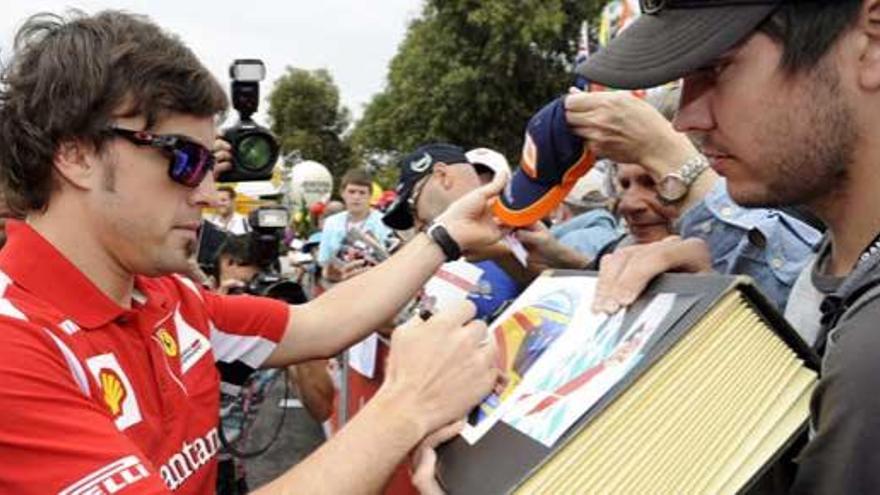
[427,223,462,262]
[678,154,710,186]
[658,154,710,203]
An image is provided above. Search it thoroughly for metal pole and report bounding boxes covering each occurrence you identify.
[338,350,349,426]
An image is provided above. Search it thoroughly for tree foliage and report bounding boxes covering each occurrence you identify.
[352,0,606,164]
[267,67,355,183]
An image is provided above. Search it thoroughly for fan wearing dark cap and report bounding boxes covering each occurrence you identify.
[571,1,880,493]
[383,144,524,320]
[384,144,494,231]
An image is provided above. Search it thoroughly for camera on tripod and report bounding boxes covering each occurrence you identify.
[217,59,281,183]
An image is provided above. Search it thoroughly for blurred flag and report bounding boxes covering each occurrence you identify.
[598,0,639,47]
[594,0,645,98]
[573,21,592,91]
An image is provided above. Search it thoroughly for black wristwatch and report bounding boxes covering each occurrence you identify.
[427,222,462,262]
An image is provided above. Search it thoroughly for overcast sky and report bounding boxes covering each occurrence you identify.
[1,0,423,123]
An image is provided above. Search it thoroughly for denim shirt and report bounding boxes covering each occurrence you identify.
[677,179,822,312]
[550,209,621,259]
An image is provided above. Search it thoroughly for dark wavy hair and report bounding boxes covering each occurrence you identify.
[759,1,862,74]
[0,10,228,215]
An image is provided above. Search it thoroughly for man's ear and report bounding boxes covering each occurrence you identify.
[857,0,880,90]
[53,139,99,190]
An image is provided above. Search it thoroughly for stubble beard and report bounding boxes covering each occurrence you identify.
[732,59,856,209]
[148,237,194,277]
[97,152,195,277]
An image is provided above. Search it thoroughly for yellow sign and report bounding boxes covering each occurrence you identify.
[370,182,384,205]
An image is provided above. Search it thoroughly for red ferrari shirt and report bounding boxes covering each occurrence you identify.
[0,221,289,494]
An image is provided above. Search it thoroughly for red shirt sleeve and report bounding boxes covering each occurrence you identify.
[0,319,170,494]
[198,288,290,382]
[201,290,290,345]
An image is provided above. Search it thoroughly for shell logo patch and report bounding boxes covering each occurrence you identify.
[86,353,143,431]
[156,328,178,357]
[99,369,128,418]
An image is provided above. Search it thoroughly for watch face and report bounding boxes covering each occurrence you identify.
[658,175,688,202]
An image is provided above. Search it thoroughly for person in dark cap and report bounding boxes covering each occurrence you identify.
[384,144,492,232]
[570,1,880,493]
[383,144,524,320]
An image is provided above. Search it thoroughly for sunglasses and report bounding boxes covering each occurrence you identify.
[106,127,215,187]
[407,175,431,229]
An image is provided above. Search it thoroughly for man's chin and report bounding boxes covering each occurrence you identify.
[629,224,670,245]
[151,258,193,278]
[148,244,197,277]
[725,183,781,209]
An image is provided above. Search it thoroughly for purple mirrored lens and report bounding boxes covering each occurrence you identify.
[170,143,213,187]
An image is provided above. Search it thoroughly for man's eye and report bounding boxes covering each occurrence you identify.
[694,60,729,80]
[712,60,732,77]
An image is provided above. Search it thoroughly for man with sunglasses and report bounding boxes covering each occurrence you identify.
[570,0,880,492]
[0,11,503,495]
[383,144,526,320]
[383,144,490,234]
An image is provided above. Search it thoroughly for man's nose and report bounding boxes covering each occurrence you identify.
[673,75,715,134]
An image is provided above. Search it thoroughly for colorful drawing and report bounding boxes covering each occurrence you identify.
[460,276,598,445]
[502,293,678,447]
[468,289,576,427]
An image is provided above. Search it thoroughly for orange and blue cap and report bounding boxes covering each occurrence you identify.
[493,96,596,227]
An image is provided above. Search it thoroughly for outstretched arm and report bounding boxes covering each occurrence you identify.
[264,169,507,365]
[254,302,498,495]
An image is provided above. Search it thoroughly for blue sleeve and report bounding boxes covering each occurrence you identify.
[677,179,821,311]
[468,261,522,320]
[550,209,621,259]
[368,211,394,246]
[317,214,343,267]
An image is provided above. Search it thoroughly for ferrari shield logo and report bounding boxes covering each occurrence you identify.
[156,328,178,357]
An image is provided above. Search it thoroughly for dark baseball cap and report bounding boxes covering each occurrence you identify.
[492,97,596,227]
[578,0,782,90]
[382,143,470,230]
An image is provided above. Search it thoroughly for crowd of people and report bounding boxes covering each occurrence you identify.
[0,1,879,494]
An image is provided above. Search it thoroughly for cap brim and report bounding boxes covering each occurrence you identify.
[493,150,595,228]
[381,184,416,230]
[578,4,779,90]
